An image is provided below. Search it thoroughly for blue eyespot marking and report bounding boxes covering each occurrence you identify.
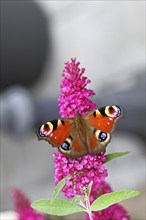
[99,132,107,142]
[61,141,71,151]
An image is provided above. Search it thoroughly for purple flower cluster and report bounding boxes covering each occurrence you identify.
[53,151,107,198]
[11,188,45,220]
[58,58,96,118]
[86,182,130,220]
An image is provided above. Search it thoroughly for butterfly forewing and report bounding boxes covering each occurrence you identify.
[86,105,123,133]
[37,119,73,146]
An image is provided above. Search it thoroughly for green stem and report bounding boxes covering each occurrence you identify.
[85,194,93,220]
[78,197,93,220]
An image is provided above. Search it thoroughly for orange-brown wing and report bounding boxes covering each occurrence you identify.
[37,119,73,146]
[86,105,123,133]
[37,118,87,159]
[86,130,111,154]
[85,105,123,154]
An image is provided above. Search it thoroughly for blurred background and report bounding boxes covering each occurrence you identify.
[0,1,145,219]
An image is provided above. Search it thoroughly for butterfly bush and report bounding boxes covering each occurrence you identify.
[53,58,130,219]
[11,188,45,220]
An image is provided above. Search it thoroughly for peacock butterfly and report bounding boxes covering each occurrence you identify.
[36,105,123,159]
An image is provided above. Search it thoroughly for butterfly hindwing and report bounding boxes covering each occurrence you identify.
[87,130,111,154]
[59,135,87,159]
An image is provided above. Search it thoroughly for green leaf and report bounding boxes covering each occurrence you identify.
[51,174,71,203]
[72,195,85,203]
[90,190,140,211]
[105,151,130,163]
[87,181,93,196]
[31,198,83,216]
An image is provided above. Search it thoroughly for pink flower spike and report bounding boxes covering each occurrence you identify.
[54,58,107,198]
[11,188,45,220]
[58,58,96,118]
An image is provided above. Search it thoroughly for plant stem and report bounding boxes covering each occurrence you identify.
[87,208,93,220]
[85,194,93,220]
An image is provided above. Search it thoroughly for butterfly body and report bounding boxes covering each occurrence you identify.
[37,105,123,159]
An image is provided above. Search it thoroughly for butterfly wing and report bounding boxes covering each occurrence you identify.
[37,118,86,159]
[59,135,88,159]
[85,105,123,154]
[86,105,123,132]
[37,119,73,146]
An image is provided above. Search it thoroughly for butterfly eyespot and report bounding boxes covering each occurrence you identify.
[108,106,114,113]
[105,106,122,118]
[95,130,110,144]
[44,123,50,131]
[44,123,49,128]
[61,141,71,151]
[114,106,122,117]
[38,122,53,137]
[99,132,107,142]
